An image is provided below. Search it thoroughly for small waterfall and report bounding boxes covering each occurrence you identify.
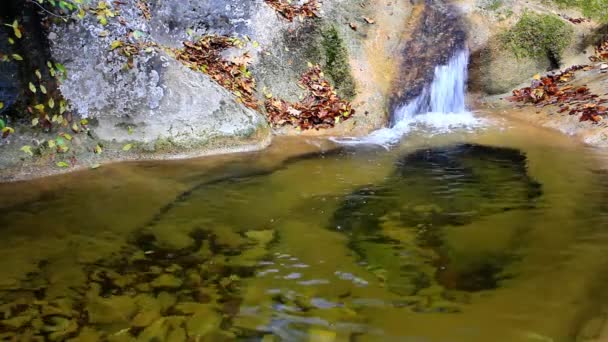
[392,50,469,125]
[335,49,482,147]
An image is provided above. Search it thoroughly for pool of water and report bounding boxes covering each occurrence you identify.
[1,118,608,341]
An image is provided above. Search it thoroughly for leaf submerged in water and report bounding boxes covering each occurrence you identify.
[122,143,133,151]
[56,161,69,168]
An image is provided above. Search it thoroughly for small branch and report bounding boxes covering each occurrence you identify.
[26,0,71,20]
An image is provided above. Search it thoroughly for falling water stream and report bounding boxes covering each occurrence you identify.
[335,50,481,147]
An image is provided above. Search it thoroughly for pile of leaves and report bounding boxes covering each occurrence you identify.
[509,65,608,122]
[264,0,319,22]
[560,14,589,24]
[136,0,151,21]
[174,36,258,110]
[590,37,608,62]
[265,65,354,130]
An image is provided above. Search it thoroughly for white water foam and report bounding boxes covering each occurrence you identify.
[334,50,484,148]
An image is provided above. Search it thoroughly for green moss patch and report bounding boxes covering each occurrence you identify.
[321,26,356,100]
[501,11,573,68]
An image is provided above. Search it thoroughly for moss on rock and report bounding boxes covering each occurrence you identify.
[321,26,356,100]
[500,11,573,68]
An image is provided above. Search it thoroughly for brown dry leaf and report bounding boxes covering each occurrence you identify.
[363,16,375,24]
[263,0,319,22]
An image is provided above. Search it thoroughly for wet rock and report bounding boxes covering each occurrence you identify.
[0,332,18,341]
[174,302,215,315]
[245,230,275,246]
[40,298,75,318]
[165,264,183,274]
[86,295,138,325]
[107,333,137,342]
[184,269,202,288]
[308,329,337,342]
[137,318,168,341]
[131,310,161,328]
[135,283,152,292]
[67,327,102,342]
[1,314,33,329]
[44,317,79,341]
[185,307,222,339]
[166,326,187,342]
[150,274,183,289]
[157,292,177,313]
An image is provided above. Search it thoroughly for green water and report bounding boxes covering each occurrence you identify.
[1,122,608,341]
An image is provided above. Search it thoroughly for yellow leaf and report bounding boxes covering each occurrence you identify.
[12,54,23,61]
[29,82,36,93]
[56,161,69,168]
[48,140,56,148]
[34,104,45,112]
[533,74,541,80]
[32,118,39,126]
[8,37,14,45]
[110,40,123,50]
[94,144,103,154]
[122,143,133,151]
[48,98,55,109]
[14,27,22,39]
[35,70,42,79]
[0,102,3,110]
[40,85,47,94]
[20,145,33,156]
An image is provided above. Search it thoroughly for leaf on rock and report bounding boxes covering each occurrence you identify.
[20,145,33,156]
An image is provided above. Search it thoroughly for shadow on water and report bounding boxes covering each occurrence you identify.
[330,144,543,296]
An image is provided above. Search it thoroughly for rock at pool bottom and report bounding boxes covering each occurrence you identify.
[330,144,543,301]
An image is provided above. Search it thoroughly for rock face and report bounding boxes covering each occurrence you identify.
[461,0,602,95]
[49,0,275,150]
[46,0,417,145]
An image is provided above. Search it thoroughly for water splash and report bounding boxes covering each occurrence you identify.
[334,50,483,148]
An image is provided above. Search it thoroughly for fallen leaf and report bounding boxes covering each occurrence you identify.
[20,145,33,156]
[363,16,375,24]
[122,143,133,151]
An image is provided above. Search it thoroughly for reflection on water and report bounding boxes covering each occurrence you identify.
[1,124,608,341]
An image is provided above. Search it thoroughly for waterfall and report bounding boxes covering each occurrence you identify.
[392,50,469,124]
[334,49,482,147]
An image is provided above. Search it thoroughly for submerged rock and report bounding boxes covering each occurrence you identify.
[150,274,183,289]
[330,144,543,297]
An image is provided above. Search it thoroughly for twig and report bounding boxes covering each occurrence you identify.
[26,0,71,20]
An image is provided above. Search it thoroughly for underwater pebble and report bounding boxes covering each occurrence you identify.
[335,271,368,287]
[297,279,330,286]
[257,269,280,277]
[150,274,183,289]
[283,273,302,280]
